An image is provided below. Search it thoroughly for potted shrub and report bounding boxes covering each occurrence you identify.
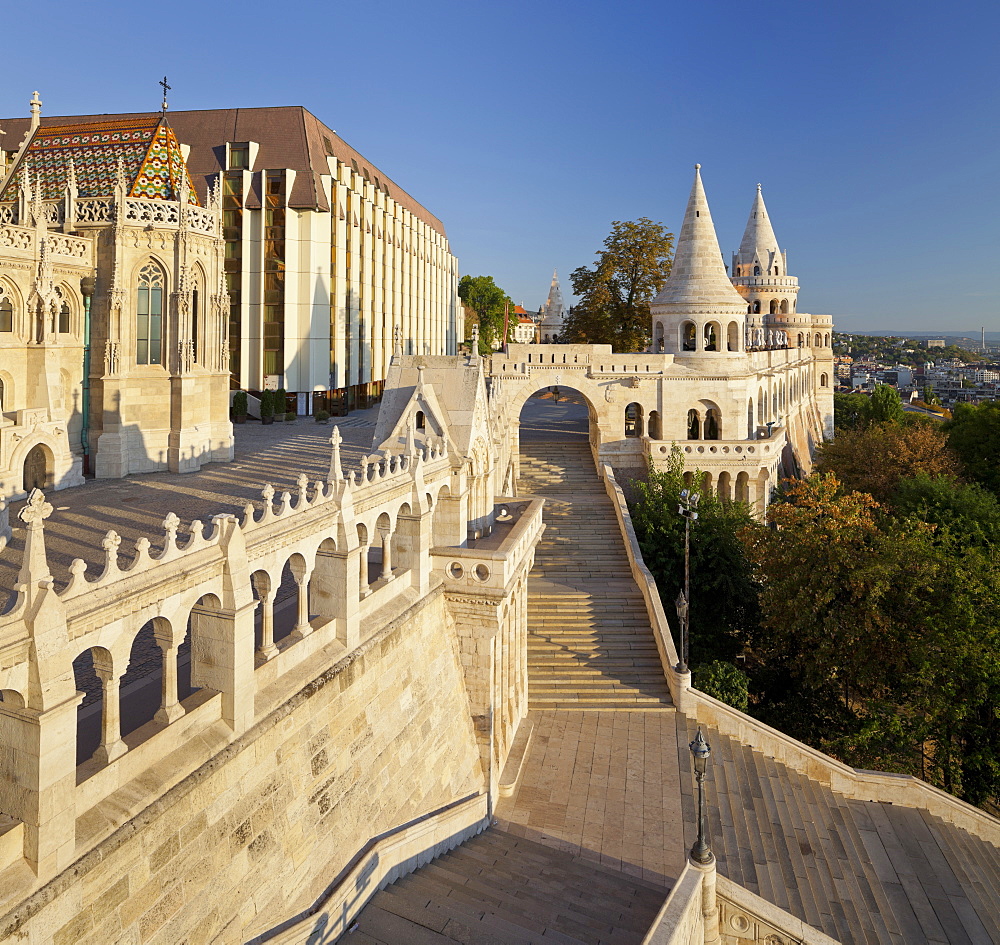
[314,409,331,424]
[260,390,274,425]
[232,390,248,424]
[275,387,287,415]
[285,410,296,422]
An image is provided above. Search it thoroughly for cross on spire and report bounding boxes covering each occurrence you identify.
[159,76,171,114]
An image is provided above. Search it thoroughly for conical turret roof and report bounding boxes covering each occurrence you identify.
[737,184,781,268]
[653,165,745,309]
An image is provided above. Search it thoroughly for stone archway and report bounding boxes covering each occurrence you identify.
[23,444,50,492]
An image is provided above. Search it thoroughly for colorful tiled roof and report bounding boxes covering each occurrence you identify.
[2,116,199,204]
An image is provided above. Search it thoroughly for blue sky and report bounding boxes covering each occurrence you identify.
[4,0,998,332]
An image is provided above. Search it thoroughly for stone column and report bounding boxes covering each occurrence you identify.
[93,653,126,764]
[359,537,371,598]
[258,590,278,659]
[153,626,184,724]
[292,570,312,638]
[379,526,392,581]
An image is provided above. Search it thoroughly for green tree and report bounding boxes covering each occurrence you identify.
[561,218,673,351]
[693,660,749,712]
[868,383,905,425]
[816,418,961,504]
[743,472,1000,808]
[942,401,1000,496]
[833,392,870,431]
[893,474,1000,548]
[630,447,758,665]
[458,275,515,355]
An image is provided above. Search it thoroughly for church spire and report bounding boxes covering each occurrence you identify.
[654,165,745,308]
[734,184,783,277]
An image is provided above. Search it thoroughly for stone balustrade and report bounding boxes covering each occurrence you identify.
[0,427,535,888]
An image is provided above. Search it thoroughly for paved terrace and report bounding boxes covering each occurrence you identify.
[0,412,381,614]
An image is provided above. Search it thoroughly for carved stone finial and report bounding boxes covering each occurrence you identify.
[163,511,180,543]
[18,488,52,528]
[328,426,344,482]
[262,483,275,505]
[102,530,122,571]
[29,91,42,130]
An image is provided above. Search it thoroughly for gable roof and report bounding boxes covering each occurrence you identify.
[0,115,199,204]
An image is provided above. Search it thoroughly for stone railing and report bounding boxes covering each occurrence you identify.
[0,428,537,885]
[0,224,32,251]
[250,792,489,944]
[74,198,113,224]
[0,224,93,265]
[600,463,1000,849]
[641,861,842,945]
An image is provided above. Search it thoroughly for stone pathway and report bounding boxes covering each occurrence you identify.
[348,827,667,945]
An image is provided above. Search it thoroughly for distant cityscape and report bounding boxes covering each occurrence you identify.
[834,330,1000,407]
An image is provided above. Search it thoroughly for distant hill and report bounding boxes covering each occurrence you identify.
[844,330,1000,341]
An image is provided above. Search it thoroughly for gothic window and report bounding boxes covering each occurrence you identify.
[769,299,779,315]
[753,266,760,277]
[0,287,12,332]
[136,262,165,365]
[191,289,199,362]
[774,266,780,276]
[55,287,70,334]
[752,300,761,314]
[780,299,789,314]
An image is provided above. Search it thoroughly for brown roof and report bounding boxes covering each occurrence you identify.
[0,106,446,236]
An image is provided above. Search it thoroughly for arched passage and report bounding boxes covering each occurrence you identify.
[23,443,51,492]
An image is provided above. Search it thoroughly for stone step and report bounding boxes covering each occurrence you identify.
[352,827,669,944]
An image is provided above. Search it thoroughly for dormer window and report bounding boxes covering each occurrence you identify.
[229,145,249,170]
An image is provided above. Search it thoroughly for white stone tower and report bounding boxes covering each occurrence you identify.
[539,270,566,343]
[731,185,809,348]
[650,165,747,363]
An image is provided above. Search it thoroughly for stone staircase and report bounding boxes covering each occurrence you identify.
[675,713,1000,944]
[348,827,668,944]
[518,442,672,711]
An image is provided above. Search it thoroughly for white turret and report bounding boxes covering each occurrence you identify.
[650,165,747,360]
[730,184,802,348]
[539,269,565,343]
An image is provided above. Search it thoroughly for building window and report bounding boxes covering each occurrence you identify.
[191,289,199,362]
[223,172,244,379]
[229,145,249,170]
[0,293,12,332]
[136,262,165,365]
[263,171,286,379]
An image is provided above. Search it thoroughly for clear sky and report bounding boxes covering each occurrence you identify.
[3,0,998,332]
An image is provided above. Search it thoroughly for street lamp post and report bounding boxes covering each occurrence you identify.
[675,488,699,673]
[689,727,713,865]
